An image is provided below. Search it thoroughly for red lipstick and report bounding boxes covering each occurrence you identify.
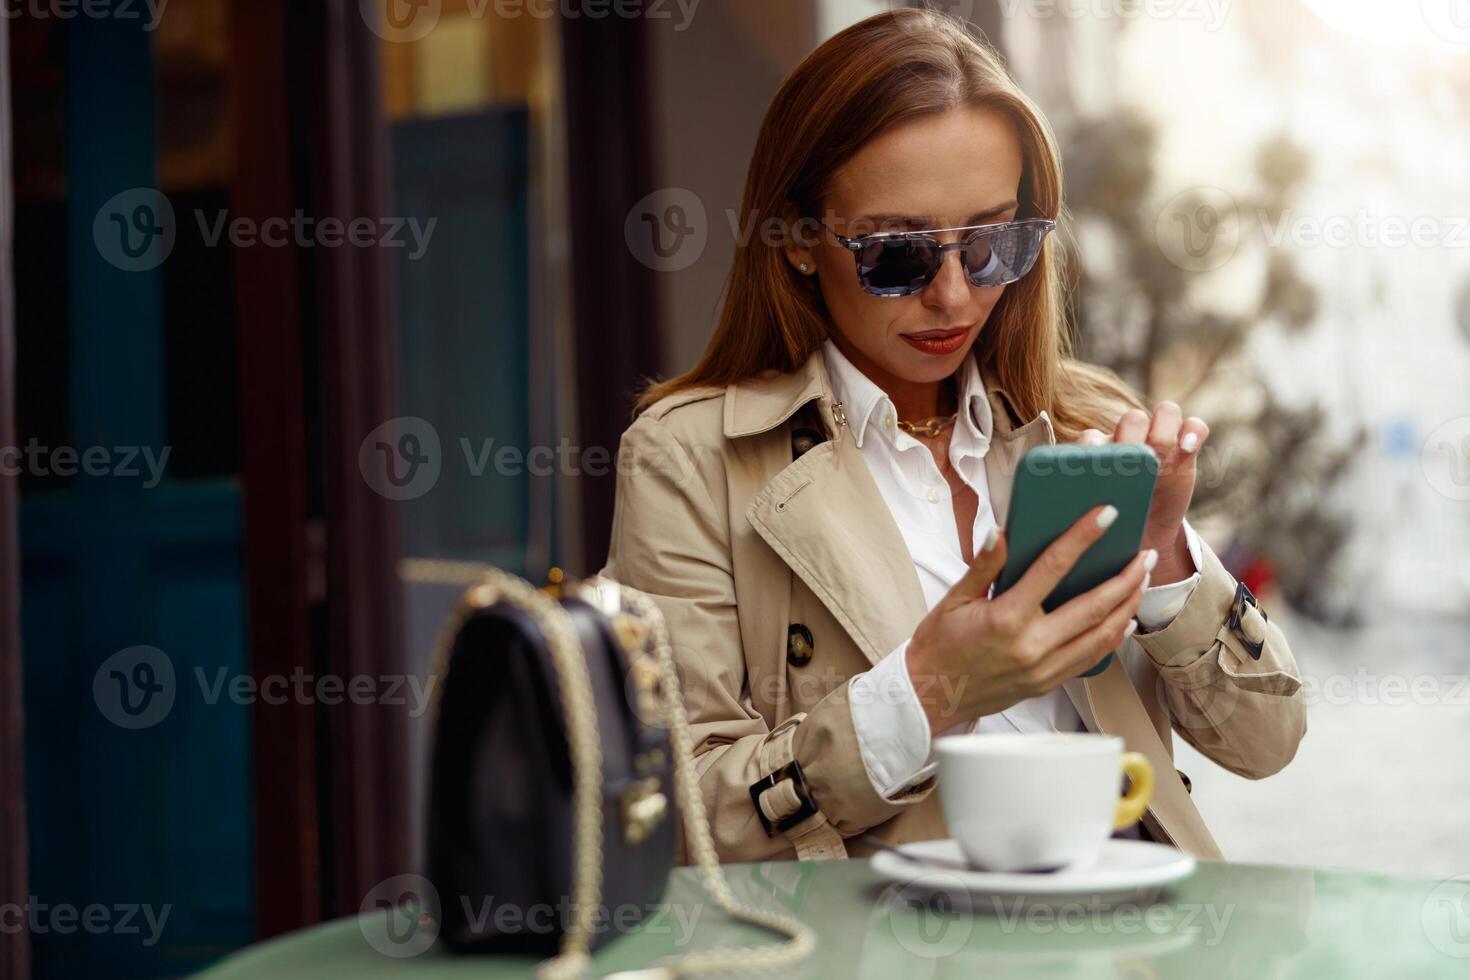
[900,326,972,357]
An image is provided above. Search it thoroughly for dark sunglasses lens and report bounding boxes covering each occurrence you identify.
[859,238,939,296]
[965,223,1049,287]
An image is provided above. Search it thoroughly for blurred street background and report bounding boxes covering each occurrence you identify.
[3,1,1469,976]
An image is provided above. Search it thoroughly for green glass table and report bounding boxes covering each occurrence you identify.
[198,858,1470,978]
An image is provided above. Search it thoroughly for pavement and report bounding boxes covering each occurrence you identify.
[1174,612,1470,880]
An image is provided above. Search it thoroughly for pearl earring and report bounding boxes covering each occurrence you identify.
[799,262,810,273]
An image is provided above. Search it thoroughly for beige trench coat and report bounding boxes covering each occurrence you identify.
[602,348,1306,863]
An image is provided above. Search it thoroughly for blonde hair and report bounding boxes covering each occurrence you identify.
[637,8,1143,437]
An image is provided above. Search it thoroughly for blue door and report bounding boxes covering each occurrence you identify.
[19,14,253,978]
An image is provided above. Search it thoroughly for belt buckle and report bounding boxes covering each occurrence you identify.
[749,760,819,837]
[1226,581,1267,660]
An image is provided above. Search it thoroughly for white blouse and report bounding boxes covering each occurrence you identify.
[824,340,1203,798]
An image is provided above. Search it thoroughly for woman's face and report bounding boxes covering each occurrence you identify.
[789,106,1025,391]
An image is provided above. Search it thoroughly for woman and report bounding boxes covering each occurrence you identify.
[604,9,1305,863]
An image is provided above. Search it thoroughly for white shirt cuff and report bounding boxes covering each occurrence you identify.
[1136,519,1203,632]
[848,640,937,799]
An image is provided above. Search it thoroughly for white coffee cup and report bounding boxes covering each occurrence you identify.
[934,732,1154,872]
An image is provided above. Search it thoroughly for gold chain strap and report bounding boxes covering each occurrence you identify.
[614,588,815,978]
[422,564,813,979]
[454,570,607,980]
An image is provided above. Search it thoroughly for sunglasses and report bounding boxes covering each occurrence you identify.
[820,218,1057,297]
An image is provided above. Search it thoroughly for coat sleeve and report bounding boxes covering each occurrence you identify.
[602,412,935,862]
[1132,538,1307,779]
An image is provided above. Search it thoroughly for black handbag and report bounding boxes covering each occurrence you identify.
[424,569,812,978]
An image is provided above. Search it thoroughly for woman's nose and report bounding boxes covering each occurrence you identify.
[922,247,972,312]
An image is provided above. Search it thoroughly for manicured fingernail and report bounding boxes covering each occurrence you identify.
[981,526,1000,553]
[1143,548,1159,572]
[1096,505,1119,529]
[1122,620,1138,639]
[1180,432,1199,453]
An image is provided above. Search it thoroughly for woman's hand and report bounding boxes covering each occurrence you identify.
[905,507,1157,732]
[1080,402,1209,586]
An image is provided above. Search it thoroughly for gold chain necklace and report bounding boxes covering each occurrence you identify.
[896,413,958,438]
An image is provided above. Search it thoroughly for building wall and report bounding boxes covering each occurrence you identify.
[648,0,900,374]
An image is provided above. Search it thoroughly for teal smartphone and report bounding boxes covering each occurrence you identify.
[992,444,1160,677]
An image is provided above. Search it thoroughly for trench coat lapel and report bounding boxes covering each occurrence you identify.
[730,352,925,664]
[743,403,928,666]
[980,403,1052,534]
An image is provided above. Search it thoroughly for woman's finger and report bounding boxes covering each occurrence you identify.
[943,526,1008,606]
[1000,505,1116,612]
[1146,402,1182,455]
[1031,547,1155,650]
[1112,408,1150,444]
[1177,416,1210,455]
[1039,587,1144,687]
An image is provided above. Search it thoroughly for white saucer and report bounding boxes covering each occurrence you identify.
[870,839,1196,908]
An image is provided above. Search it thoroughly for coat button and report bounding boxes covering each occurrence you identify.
[787,624,814,667]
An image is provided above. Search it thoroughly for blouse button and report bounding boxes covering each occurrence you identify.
[790,427,824,459]
[926,487,940,503]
